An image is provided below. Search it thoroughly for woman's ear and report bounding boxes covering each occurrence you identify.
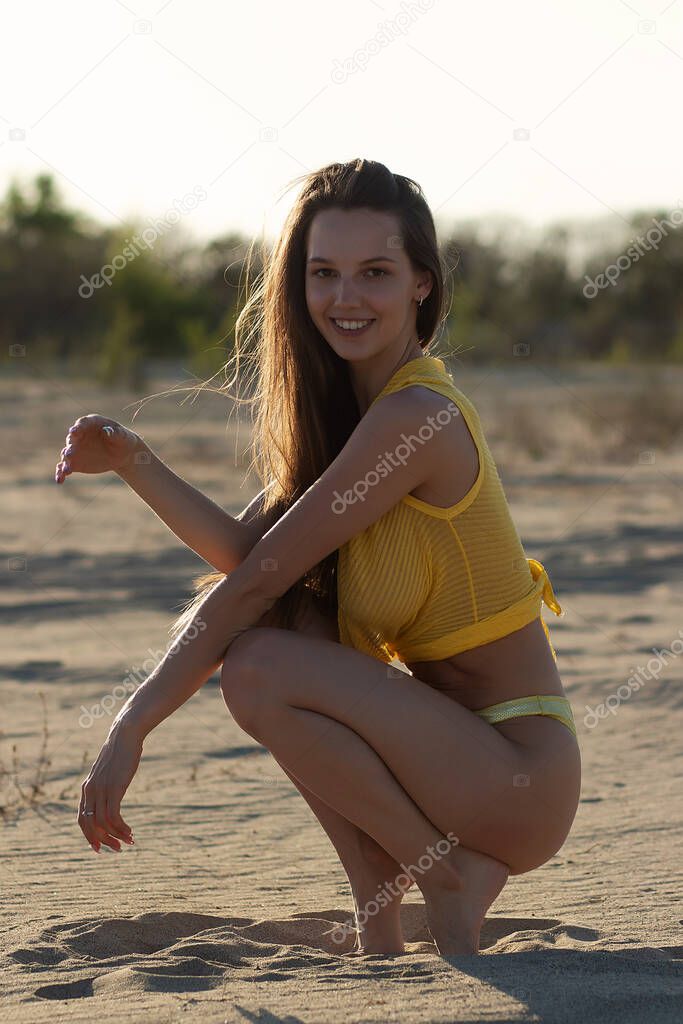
[418,270,433,301]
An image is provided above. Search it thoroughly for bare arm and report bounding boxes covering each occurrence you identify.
[78,388,445,851]
[55,413,279,572]
[115,387,443,739]
[115,451,278,573]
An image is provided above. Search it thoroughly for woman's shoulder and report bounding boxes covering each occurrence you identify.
[373,382,482,502]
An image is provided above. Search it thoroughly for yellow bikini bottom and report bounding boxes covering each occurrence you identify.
[474,694,577,739]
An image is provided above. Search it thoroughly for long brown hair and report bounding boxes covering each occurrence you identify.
[166,157,452,643]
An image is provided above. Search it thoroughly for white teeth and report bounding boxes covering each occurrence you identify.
[333,319,372,329]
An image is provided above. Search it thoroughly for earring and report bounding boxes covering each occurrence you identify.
[418,296,424,308]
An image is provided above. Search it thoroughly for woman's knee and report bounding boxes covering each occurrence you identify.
[219,628,272,728]
[219,592,338,723]
[220,602,284,696]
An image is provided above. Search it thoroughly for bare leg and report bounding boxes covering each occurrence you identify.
[274,757,413,954]
[252,698,509,955]
[226,595,511,956]
[233,594,413,953]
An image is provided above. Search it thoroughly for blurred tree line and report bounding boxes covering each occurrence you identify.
[1,173,682,389]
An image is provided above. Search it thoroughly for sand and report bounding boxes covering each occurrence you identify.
[1,361,682,1023]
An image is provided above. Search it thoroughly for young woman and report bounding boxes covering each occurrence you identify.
[54,158,581,957]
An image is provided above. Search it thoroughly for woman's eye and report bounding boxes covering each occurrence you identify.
[312,268,387,278]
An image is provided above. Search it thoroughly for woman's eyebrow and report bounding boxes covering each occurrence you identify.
[306,255,399,264]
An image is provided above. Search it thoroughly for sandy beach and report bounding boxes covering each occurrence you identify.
[2,361,682,1023]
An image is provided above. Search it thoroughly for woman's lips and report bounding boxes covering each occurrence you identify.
[328,318,375,337]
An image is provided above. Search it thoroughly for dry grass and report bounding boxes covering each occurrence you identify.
[500,404,557,461]
[0,693,91,822]
[487,366,683,464]
[586,372,683,458]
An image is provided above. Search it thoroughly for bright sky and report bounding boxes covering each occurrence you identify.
[2,0,681,247]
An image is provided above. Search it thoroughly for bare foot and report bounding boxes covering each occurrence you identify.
[344,839,416,955]
[418,844,510,956]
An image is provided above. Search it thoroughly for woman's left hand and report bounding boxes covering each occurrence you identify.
[78,719,142,852]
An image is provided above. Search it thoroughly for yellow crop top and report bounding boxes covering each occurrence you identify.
[336,355,563,665]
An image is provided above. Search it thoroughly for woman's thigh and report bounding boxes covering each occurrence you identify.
[222,621,580,874]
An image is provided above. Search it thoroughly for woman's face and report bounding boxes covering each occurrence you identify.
[304,207,431,362]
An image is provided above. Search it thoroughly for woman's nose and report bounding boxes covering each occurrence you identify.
[334,277,362,304]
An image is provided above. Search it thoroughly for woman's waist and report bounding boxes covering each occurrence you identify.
[403,619,566,712]
[404,664,568,712]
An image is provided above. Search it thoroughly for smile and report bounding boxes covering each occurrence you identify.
[329,318,375,336]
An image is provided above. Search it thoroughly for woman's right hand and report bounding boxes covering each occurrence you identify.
[55,415,148,483]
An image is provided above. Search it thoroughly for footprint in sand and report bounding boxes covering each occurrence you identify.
[8,907,677,1002]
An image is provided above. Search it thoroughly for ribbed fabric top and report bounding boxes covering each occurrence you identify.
[336,355,563,665]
